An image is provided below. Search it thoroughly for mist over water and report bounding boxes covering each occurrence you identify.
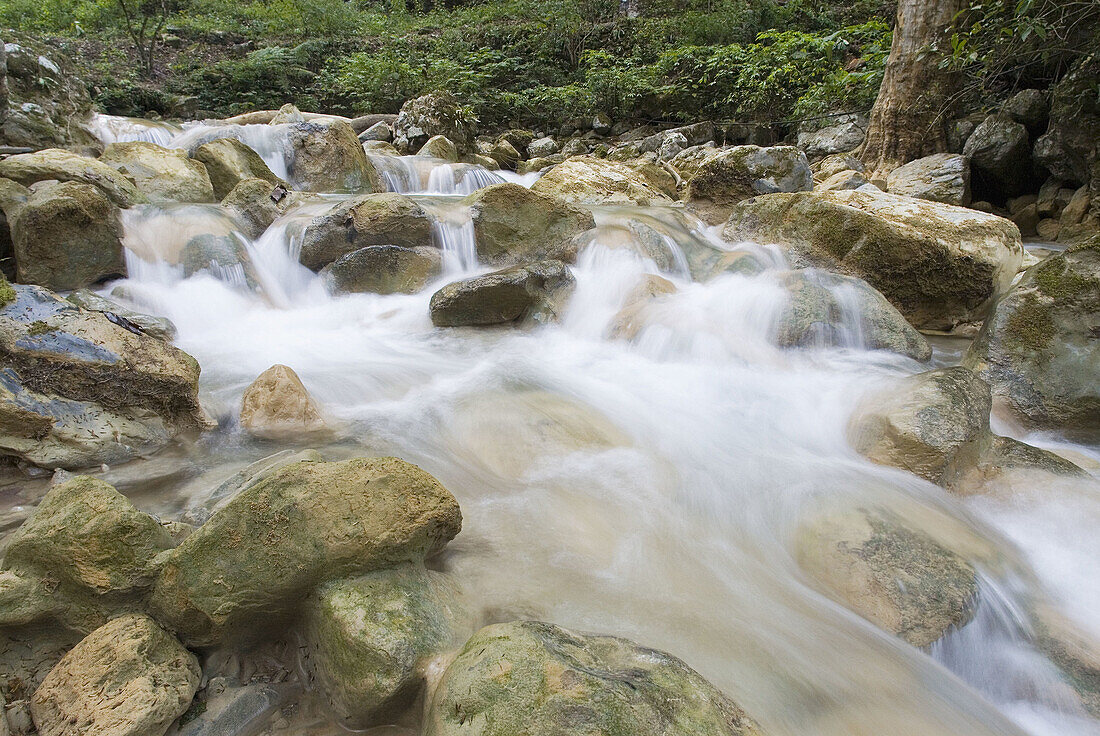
[93,115,1100,736]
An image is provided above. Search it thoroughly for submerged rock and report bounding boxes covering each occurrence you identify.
[885,154,970,206]
[322,244,442,295]
[531,156,673,206]
[606,274,678,340]
[287,119,382,192]
[424,620,765,736]
[723,189,1024,331]
[148,457,462,647]
[31,614,199,736]
[10,181,125,290]
[192,138,285,200]
[298,193,434,270]
[429,261,575,327]
[0,149,143,208]
[794,508,977,647]
[99,142,215,204]
[301,564,468,728]
[239,364,330,441]
[965,237,1100,441]
[466,183,594,267]
[684,145,813,225]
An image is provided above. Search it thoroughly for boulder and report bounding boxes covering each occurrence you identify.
[813,153,865,181]
[560,137,588,157]
[466,183,594,267]
[429,261,575,327]
[192,138,285,200]
[424,621,764,736]
[221,178,293,240]
[10,181,125,290]
[360,120,393,142]
[0,177,30,278]
[99,142,215,203]
[286,119,382,192]
[885,154,971,206]
[526,136,559,158]
[517,154,564,176]
[531,156,672,206]
[815,170,869,192]
[30,614,199,736]
[65,290,176,342]
[797,114,867,160]
[722,189,1024,331]
[179,233,259,288]
[794,508,976,647]
[393,93,475,156]
[301,564,467,728]
[668,145,721,182]
[0,149,143,207]
[1032,56,1100,186]
[0,284,205,469]
[269,103,306,125]
[965,237,1100,441]
[239,364,329,441]
[148,457,462,647]
[418,135,459,163]
[322,244,442,295]
[773,270,931,361]
[1001,89,1048,136]
[685,145,813,225]
[0,476,173,631]
[298,193,434,270]
[488,139,521,171]
[963,114,1030,201]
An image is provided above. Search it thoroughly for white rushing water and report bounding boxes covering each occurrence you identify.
[92,117,1100,736]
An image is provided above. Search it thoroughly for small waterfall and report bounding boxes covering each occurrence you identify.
[169,123,294,182]
[431,212,479,274]
[366,153,423,193]
[427,163,506,195]
[89,113,182,146]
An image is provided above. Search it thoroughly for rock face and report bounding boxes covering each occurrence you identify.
[429,261,576,327]
[466,183,594,267]
[30,614,200,736]
[963,114,1031,201]
[286,119,381,192]
[239,364,329,441]
[773,270,931,361]
[148,457,462,647]
[298,193,434,270]
[723,189,1024,331]
[531,157,673,206]
[192,138,285,200]
[0,284,205,469]
[301,564,467,729]
[322,245,442,295]
[394,93,476,156]
[0,149,144,207]
[10,181,125,290]
[965,237,1100,441]
[885,154,971,206]
[685,145,813,225]
[794,508,977,648]
[424,621,764,736]
[99,142,215,203]
[0,476,173,631]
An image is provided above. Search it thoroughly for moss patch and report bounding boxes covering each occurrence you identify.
[0,277,15,307]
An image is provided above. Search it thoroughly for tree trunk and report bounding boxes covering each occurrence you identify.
[861,0,965,182]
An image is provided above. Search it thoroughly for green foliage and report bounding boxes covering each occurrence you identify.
[181,44,320,114]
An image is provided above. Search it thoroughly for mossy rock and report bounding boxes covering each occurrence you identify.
[466,183,594,267]
[531,156,673,206]
[193,138,285,200]
[221,178,294,240]
[299,193,435,271]
[99,142,215,204]
[0,149,145,207]
[424,621,765,736]
[685,145,812,225]
[429,261,575,327]
[286,119,382,193]
[322,244,442,295]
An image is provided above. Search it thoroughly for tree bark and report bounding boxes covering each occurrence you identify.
[861,0,966,181]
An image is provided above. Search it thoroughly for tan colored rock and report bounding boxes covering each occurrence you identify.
[607,274,677,340]
[31,614,199,736]
[0,149,144,207]
[193,137,285,200]
[240,364,329,440]
[531,156,673,206]
[99,142,215,203]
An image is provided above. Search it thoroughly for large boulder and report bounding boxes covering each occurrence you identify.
[0,284,205,469]
[963,114,1031,202]
[530,157,673,206]
[322,244,442,295]
[797,114,867,160]
[99,142,215,203]
[773,270,931,361]
[424,621,764,736]
[723,189,1024,331]
[684,145,813,225]
[429,261,575,327]
[192,138,285,200]
[298,193,434,270]
[1032,56,1100,187]
[221,177,294,240]
[885,154,971,206]
[148,457,462,647]
[0,35,98,150]
[30,614,199,736]
[965,237,1100,441]
[301,564,467,728]
[9,181,125,290]
[239,363,330,441]
[0,149,144,207]
[418,134,459,162]
[794,508,977,647]
[465,183,594,267]
[286,119,382,192]
[394,93,476,156]
[1001,89,1049,136]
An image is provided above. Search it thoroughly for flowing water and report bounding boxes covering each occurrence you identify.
[71,116,1100,736]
